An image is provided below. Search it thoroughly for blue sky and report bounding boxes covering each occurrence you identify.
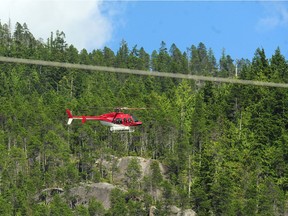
[1,0,288,62]
[105,1,288,61]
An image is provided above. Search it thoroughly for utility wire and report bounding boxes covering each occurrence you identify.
[1,56,288,88]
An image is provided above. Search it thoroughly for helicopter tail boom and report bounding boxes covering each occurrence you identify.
[66,109,95,124]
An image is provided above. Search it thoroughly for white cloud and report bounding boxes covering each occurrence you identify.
[257,2,288,31]
[0,0,122,51]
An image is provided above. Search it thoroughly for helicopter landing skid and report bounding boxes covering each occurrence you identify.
[110,126,135,133]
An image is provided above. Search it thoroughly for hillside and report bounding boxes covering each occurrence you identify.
[0,21,288,215]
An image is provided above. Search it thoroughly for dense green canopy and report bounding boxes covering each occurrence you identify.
[0,22,288,215]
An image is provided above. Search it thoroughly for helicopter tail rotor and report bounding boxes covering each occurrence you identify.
[66,109,74,125]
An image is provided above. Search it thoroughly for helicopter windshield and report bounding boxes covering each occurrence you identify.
[131,115,139,122]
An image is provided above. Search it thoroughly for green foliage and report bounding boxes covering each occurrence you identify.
[108,188,128,216]
[0,194,13,216]
[74,205,90,216]
[0,20,287,215]
[88,198,105,216]
[125,157,141,189]
[50,194,73,216]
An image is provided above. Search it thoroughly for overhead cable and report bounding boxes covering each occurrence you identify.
[1,56,288,88]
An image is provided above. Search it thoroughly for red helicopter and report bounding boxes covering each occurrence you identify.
[66,107,143,132]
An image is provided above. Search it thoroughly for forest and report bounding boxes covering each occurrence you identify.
[0,21,288,215]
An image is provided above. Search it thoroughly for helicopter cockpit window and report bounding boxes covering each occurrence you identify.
[115,118,122,124]
[132,115,139,122]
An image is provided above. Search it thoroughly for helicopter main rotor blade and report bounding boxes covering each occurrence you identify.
[115,107,148,111]
[121,107,147,110]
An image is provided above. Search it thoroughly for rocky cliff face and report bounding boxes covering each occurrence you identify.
[36,156,196,215]
[68,182,115,209]
[96,156,167,183]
